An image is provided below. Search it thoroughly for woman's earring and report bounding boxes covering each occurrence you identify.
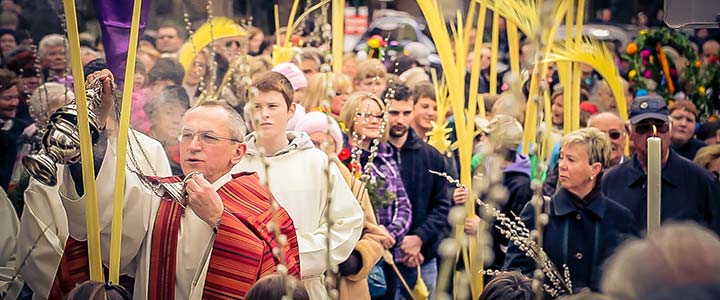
[589,175,595,181]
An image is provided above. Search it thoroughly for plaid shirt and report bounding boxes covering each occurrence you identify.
[361,143,412,260]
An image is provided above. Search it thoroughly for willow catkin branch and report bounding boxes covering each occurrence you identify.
[182,7,205,95]
[1,222,53,300]
[430,170,573,297]
[247,87,293,299]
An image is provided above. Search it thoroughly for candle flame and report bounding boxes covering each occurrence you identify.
[652,124,657,137]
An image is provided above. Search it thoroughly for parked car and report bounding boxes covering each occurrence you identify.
[352,10,440,65]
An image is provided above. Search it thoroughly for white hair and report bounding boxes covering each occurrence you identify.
[38,34,67,59]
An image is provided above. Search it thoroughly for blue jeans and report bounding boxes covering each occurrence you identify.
[394,258,438,300]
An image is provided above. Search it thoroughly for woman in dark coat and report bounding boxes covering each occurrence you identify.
[503,127,639,292]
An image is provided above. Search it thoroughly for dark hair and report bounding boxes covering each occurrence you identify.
[479,271,534,300]
[158,20,187,40]
[245,274,309,300]
[411,81,436,104]
[384,82,411,101]
[0,68,17,93]
[388,55,417,75]
[83,59,109,80]
[65,281,131,300]
[147,58,185,86]
[698,121,720,141]
[252,71,294,109]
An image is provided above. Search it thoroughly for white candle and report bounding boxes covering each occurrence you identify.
[647,125,662,232]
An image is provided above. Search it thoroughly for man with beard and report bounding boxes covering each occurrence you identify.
[386,83,452,299]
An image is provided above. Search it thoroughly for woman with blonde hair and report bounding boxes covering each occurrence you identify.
[339,92,412,299]
[301,72,352,118]
[504,127,639,291]
[693,144,720,179]
[294,111,390,300]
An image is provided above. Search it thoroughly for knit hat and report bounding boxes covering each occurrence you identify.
[286,103,306,131]
[272,62,308,91]
[294,111,344,154]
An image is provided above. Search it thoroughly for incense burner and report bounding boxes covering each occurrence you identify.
[22,85,104,186]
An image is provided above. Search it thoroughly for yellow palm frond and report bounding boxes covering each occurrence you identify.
[476,0,570,46]
[543,38,628,120]
[428,70,452,154]
[427,121,453,154]
[476,0,538,41]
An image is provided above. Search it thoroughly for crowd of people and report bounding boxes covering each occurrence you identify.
[0,1,719,300]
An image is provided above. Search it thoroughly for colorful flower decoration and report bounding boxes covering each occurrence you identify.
[626,42,638,55]
[622,28,708,119]
[628,69,637,79]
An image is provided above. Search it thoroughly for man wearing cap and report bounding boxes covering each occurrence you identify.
[602,96,720,234]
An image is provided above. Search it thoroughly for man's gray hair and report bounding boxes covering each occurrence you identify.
[38,34,67,59]
[144,85,190,120]
[183,101,247,140]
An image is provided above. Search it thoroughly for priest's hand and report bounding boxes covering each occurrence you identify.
[185,173,224,227]
[86,69,115,130]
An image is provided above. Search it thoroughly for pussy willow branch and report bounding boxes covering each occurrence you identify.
[2,222,53,300]
[430,170,573,297]
[247,87,294,299]
[182,7,205,95]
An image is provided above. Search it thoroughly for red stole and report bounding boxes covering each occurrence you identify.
[148,172,301,300]
[49,238,135,299]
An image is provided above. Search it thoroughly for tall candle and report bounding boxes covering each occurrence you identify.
[647,125,662,232]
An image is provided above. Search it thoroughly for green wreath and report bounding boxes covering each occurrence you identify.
[622,28,708,117]
[700,52,720,120]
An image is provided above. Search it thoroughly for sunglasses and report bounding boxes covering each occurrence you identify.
[634,122,670,135]
[224,40,241,48]
[607,129,623,140]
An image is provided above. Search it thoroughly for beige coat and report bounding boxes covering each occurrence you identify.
[336,162,391,300]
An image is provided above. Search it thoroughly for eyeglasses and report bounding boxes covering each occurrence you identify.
[356,112,384,120]
[634,122,670,135]
[178,131,240,144]
[607,129,623,140]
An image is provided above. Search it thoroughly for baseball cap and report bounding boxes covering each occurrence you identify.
[628,95,669,124]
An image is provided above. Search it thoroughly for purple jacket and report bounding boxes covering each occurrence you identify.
[360,142,412,260]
